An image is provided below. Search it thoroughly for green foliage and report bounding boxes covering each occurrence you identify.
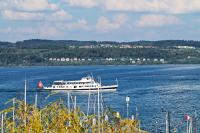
[0,99,148,133]
[0,39,200,66]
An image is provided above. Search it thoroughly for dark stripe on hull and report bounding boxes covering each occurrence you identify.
[40,87,117,91]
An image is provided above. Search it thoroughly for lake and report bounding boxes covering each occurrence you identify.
[0,65,200,132]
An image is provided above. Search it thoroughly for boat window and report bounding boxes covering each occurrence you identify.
[54,82,65,85]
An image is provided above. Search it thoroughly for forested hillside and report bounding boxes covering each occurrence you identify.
[0,39,200,66]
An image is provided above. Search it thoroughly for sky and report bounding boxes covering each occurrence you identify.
[0,0,200,42]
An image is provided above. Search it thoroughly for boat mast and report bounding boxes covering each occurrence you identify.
[97,76,101,133]
[97,84,100,133]
[126,96,130,118]
[100,92,104,116]
[194,110,197,133]
[166,111,170,133]
[87,88,91,116]
[68,92,70,113]
[35,91,38,108]
[189,118,193,133]
[136,106,139,119]
[1,113,4,133]
[24,79,27,112]
[13,98,15,132]
[74,96,76,110]
[187,117,189,133]
[93,96,96,116]
[91,73,94,79]
[24,78,27,127]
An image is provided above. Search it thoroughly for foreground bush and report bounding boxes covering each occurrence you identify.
[0,99,148,133]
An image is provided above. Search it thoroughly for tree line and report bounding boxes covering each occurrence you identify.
[0,39,200,66]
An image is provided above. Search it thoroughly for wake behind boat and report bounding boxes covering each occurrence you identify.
[37,76,118,92]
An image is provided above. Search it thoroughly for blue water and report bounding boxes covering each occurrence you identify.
[0,65,200,132]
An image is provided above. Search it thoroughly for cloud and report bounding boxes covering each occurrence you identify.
[96,14,128,32]
[46,10,72,21]
[65,19,90,30]
[63,0,99,8]
[0,0,58,12]
[0,26,60,38]
[62,0,200,14]
[103,0,200,14]
[0,27,35,35]
[0,18,91,38]
[39,26,61,37]
[0,0,73,21]
[136,14,180,27]
[104,0,164,12]
[1,9,72,21]
[1,10,43,21]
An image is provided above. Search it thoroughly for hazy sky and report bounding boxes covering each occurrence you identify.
[0,0,200,42]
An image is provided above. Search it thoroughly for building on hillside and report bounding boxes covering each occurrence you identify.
[154,58,158,62]
[61,57,65,61]
[160,59,165,63]
[175,46,195,49]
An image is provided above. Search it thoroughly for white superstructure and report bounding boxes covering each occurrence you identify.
[42,76,118,91]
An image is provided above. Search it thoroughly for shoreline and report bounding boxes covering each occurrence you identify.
[0,63,200,68]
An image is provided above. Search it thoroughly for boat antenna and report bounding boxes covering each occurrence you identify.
[116,78,118,86]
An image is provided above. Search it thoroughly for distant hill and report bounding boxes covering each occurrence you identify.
[15,39,98,48]
[0,39,200,66]
[1,39,200,49]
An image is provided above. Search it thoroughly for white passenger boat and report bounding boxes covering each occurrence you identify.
[37,76,118,91]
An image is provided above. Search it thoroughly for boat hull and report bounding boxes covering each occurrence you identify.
[40,85,118,92]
